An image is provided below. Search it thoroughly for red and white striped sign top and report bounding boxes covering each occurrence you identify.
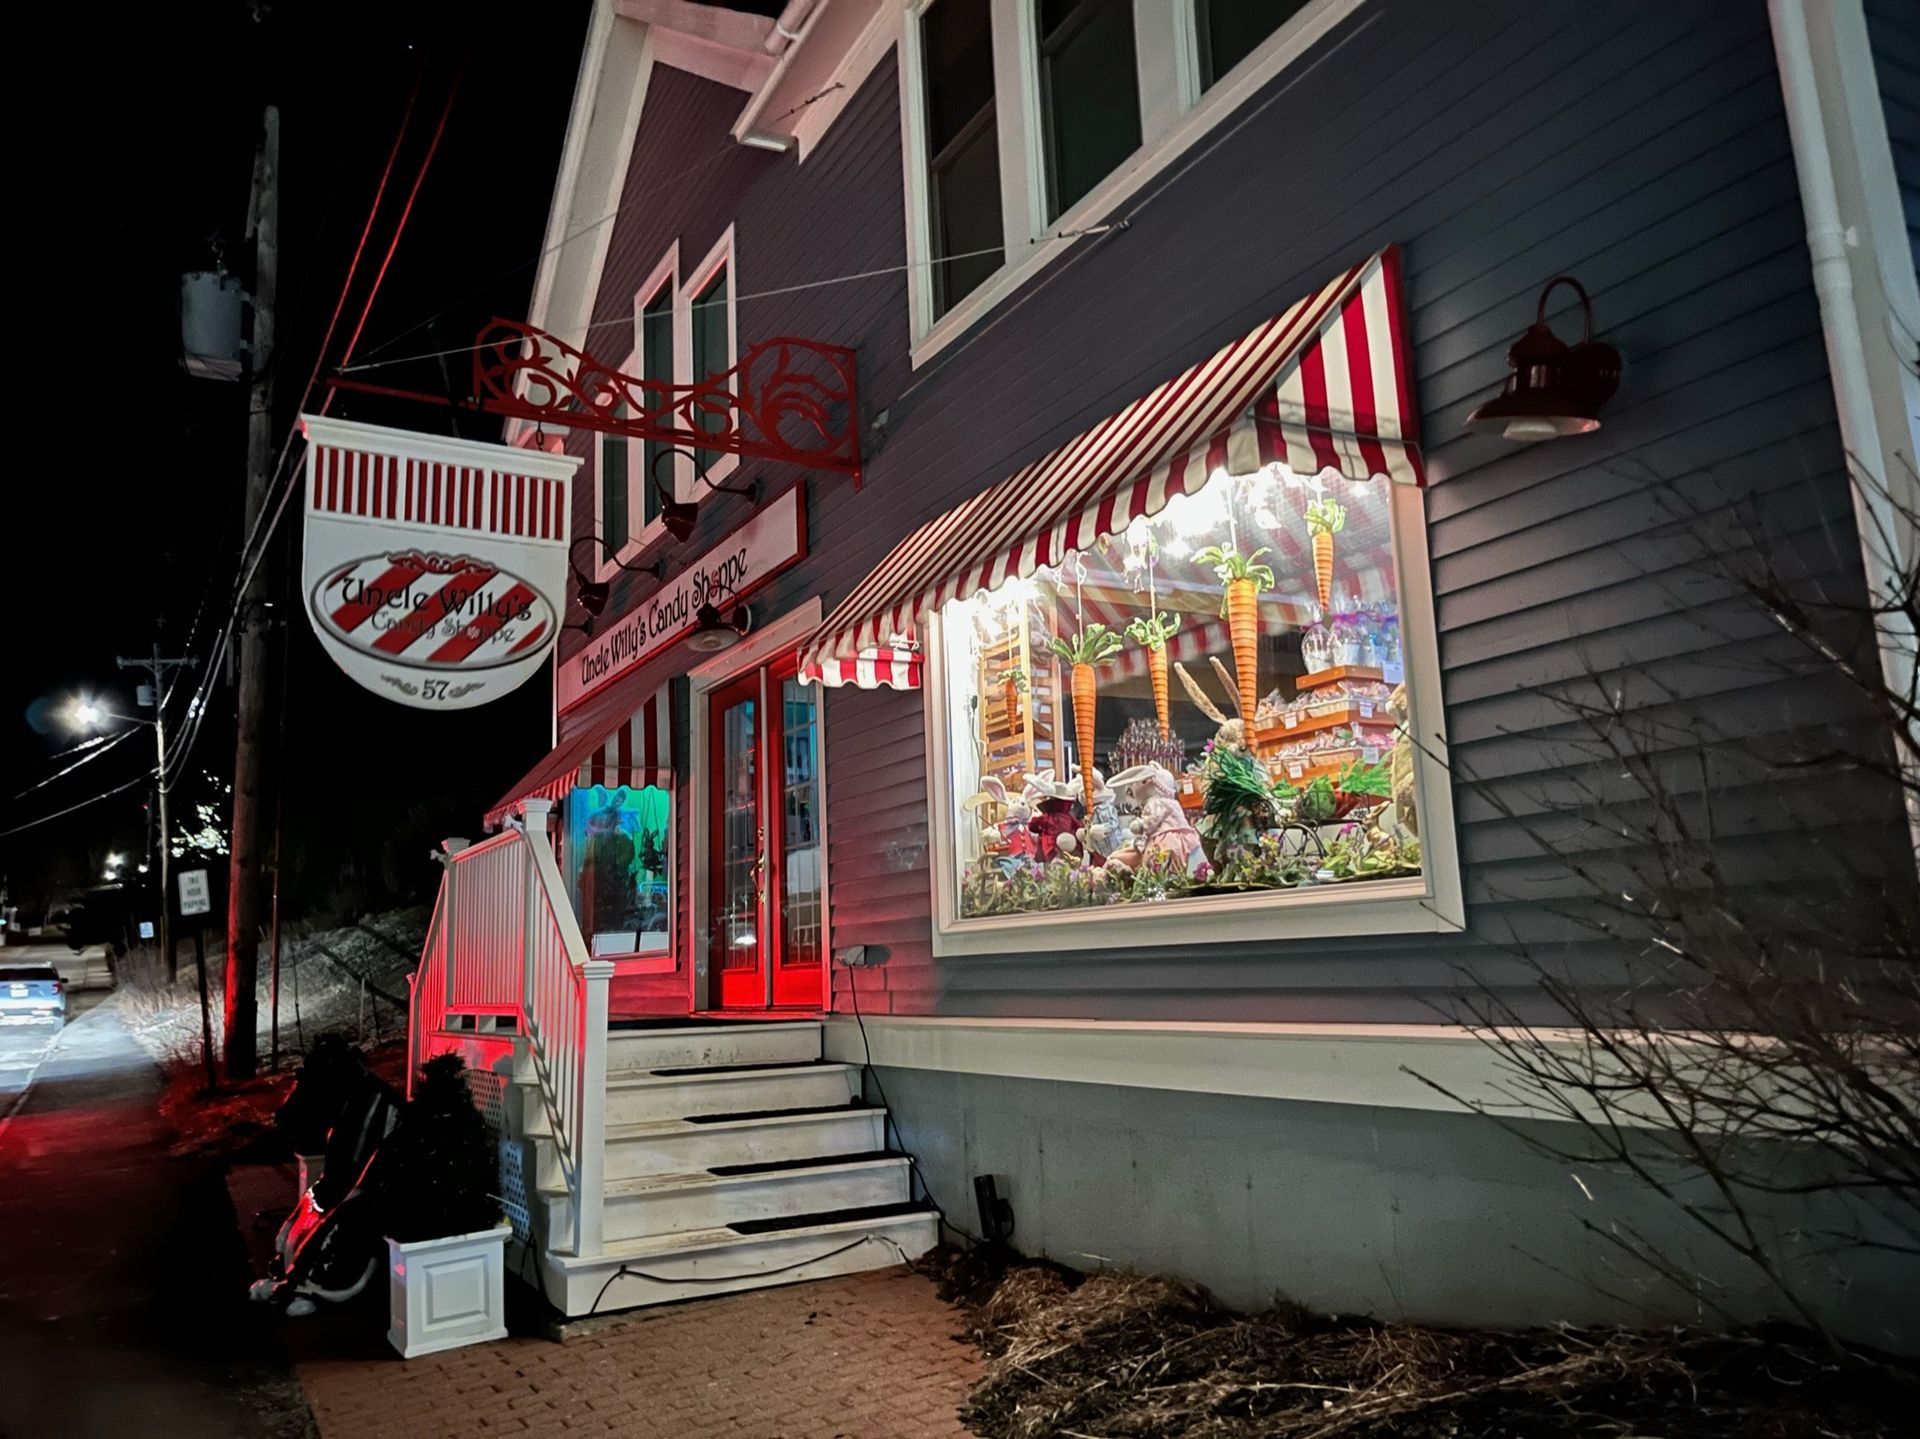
[797,247,1423,689]
[309,443,568,542]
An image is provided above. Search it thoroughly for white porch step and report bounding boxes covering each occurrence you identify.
[605,1021,821,1075]
[603,1061,861,1124]
[595,1105,889,1183]
[537,1153,911,1244]
[539,1205,940,1316]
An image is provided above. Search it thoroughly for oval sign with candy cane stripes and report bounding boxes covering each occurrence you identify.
[300,414,580,710]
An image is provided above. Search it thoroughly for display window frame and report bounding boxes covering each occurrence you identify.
[921,472,1464,957]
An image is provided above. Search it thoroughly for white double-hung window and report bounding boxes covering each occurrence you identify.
[899,0,1359,361]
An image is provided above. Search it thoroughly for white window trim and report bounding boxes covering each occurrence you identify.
[900,0,1370,369]
[685,598,829,1011]
[679,224,742,496]
[633,241,685,517]
[922,479,1466,957]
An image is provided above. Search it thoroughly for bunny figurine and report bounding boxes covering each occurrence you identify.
[1023,770,1083,862]
[1107,763,1205,875]
[1081,770,1123,862]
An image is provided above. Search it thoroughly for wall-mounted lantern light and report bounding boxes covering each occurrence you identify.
[652,447,760,544]
[1465,276,1621,442]
[685,603,753,653]
[569,537,662,626]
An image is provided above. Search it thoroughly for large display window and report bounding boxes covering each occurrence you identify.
[564,783,673,957]
[930,460,1461,950]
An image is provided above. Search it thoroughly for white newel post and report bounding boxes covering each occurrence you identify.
[441,845,460,1015]
[519,799,551,1025]
[576,958,614,1258]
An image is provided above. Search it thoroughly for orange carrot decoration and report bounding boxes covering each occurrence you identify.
[1305,497,1347,614]
[1047,624,1124,813]
[995,666,1028,728]
[1194,545,1275,732]
[1125,611,1181,739]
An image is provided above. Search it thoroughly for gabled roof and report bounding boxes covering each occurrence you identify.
[520,0,887,402]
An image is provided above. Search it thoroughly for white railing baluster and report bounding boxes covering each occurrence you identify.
[416,798,606,1261]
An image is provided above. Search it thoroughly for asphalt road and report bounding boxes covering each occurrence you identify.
[0,958,315,1438]
[0,945,114,1119]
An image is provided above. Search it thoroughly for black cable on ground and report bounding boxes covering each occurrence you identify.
[845,974,983,1249]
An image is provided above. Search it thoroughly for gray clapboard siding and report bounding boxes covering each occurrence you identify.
[554,2,1903,1023]
[1864,0,1919,277]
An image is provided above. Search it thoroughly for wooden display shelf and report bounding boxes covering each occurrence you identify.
[1295,664,1385,691]
[1251,702,1393,747]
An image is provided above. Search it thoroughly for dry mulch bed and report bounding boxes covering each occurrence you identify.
[935,1249,1913,1439]
[159,1038,409,1160]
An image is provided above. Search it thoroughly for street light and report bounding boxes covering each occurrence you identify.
[66,672,179,977]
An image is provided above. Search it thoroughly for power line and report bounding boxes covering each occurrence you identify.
[157,68,453,792]
[12,727,140,800]
[0,772,156,842]
[346,81,848,369]
[331,230,1125,379]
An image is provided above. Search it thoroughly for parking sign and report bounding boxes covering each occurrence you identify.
[177,869,211,918]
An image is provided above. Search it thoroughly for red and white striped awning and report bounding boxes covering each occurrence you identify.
[797,247,1421,689]
[484,684,672,828]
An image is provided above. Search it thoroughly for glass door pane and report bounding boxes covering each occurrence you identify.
[710,675,766,1004]
[772,679,825,1007]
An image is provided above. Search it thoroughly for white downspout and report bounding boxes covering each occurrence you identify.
[764,0,820,54]
[1770,0,1920,852]
[733,0,827,150]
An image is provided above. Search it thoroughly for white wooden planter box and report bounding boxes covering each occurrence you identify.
[386,1224,509,1359]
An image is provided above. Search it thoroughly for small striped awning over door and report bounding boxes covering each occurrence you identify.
[797,247,1422,689]
[484,684,672,828]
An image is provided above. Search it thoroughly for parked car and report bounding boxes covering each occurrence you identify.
[0,963,66,1029]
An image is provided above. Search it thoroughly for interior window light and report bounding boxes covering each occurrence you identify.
[565,783,673,957]
[943,464,1419,918]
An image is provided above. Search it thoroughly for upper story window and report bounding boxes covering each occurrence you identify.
[638,276,676,521]
[596,393,633,561]
[921,0,1004,317]
[900,0,1357,363]
[686,228,737,478]
[1037,0,1141,222]
[1196,0,1312,90]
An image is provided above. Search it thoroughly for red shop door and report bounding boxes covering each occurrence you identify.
[707,661,826,1010]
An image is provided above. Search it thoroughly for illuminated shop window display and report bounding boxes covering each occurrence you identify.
[943,464,1421,918]
[565,784,672,955]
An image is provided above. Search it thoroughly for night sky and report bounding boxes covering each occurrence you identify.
[3,0,587,920]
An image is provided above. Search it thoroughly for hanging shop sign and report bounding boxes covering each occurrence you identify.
[299,414,581,711]
[559,485,806,712]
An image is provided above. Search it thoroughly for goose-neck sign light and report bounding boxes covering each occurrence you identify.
[300,415,581,710]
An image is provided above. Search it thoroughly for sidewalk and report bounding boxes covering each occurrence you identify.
[292,1267,983,1439]
[0,1002,314,1439]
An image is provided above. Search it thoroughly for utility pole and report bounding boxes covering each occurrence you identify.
[117,647,196,981]
[226,103,278,1080]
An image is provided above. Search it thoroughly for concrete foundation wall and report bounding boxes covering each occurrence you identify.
[872,1064,1917,1353]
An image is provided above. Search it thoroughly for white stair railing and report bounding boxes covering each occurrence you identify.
[408,800,612,1258]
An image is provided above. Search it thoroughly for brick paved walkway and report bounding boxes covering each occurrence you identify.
[293,1268,983,1439]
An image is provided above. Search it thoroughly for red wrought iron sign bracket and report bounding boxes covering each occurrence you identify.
[330,317,862,483]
